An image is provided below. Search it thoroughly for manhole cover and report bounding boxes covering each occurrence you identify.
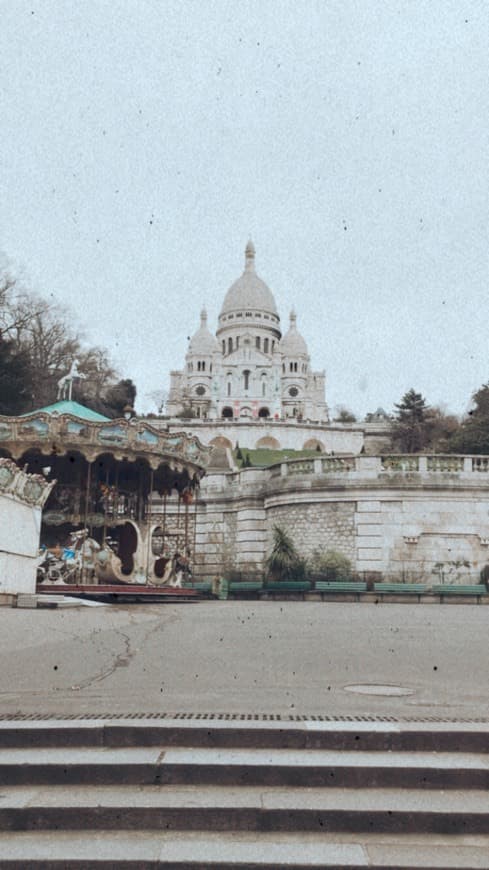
[344,684,415,697]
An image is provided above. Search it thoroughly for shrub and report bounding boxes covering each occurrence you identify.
[309,549,352,582]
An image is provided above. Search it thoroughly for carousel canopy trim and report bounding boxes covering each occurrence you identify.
[0,412,211,476]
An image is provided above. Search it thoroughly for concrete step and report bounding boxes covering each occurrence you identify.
[1,784,489,833]
[1,745,488,789]
[1,830,489,868]
[1,717,489,752]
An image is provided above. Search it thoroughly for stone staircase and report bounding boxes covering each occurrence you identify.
[1,716,489,868]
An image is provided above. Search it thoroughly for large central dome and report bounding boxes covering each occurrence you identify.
[219,241,279,319]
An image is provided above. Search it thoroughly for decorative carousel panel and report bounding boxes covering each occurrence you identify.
[136,428,159,445]
[97,425,128,446]
[66,420,90,437]
[0,461,16,490]
[21,477,46,505]
[18,418,49,438]
[0,422,12,441]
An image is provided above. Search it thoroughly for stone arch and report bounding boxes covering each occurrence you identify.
[209,435,233,450]
[258,407,270,418]
[255,436,281,449]
[221,406,233,419]
[303,438,324,452]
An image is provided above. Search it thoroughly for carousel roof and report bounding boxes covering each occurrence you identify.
[27,400,110,422]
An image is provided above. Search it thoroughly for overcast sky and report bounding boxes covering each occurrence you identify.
[1,0,487,417]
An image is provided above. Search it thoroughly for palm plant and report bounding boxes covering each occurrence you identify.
[265,525,302,581]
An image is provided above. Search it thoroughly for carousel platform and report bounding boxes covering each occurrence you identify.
[36,583,205,603]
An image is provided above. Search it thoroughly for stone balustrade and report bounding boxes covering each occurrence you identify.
[271,454,483,479]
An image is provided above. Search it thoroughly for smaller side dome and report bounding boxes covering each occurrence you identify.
[187,308,219,355]
[279,310,309,356]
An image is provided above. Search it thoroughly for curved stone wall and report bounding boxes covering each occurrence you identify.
[187,455,489,582]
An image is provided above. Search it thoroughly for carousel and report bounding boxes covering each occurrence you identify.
[0,372,211,591]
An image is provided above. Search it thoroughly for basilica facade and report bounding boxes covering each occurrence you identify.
[167,242,329,423]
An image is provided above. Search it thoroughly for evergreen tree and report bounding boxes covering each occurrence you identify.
[449,384,489,454]
[392,389,430,453]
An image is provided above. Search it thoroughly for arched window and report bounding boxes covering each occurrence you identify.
[222,406,233,419]
[222,340,225,354]
[256,336,261,349]
[227,381,231,397]
[243,370,250,390]
[264,338,269,353]
[228,337,233,353]
[271,341,275,351]
[262,379,266,397]
[289,362,294,372]
[202,361,206,372]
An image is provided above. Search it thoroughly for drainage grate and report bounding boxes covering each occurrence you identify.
[0,711,488,724]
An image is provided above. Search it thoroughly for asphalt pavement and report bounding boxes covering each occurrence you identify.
[0,601,487,718]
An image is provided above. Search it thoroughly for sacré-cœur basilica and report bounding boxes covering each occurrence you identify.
[167,240,328,427]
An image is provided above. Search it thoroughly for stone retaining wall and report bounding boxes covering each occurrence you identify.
[162,455,489,581]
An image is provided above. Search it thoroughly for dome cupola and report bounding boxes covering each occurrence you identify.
[187,308,219,356]
[279,310,308,357]
[218,242,281,333]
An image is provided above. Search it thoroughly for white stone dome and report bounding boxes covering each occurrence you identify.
[279,311,308,356]
[219,241,279,318]
[188,309,219,355]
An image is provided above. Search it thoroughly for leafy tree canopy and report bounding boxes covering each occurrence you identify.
[0,257,137,417]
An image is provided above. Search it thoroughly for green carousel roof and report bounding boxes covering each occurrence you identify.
[26,400,110,422]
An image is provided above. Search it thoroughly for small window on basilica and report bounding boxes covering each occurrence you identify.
[256,336,261,349]
[264,338,269,353]
[195,386,205,396]
[289,386,299,397]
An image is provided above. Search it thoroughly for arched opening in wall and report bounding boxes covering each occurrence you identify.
[228,337,233,353]
[243,370,251,390]
[118,521,138,576]
[222,407,233,419]
[258,407,270,418]
[256,436,281,449]
[209,436,233,449]
[303,438,324,452]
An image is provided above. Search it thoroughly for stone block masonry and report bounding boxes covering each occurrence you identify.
[267,503,356,562]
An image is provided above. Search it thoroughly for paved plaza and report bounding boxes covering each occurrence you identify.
[0,601,487,719]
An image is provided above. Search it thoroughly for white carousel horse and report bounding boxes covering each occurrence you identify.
[57,359,87,401]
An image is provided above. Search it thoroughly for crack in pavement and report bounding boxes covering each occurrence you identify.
[68,612,171,692]
[70,628,134,691]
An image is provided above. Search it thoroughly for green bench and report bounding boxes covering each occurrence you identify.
[373,583,428,596]
[432,584,487,598]
[229,581,263,595]
[315,581,367,594]
[260,580,312,596]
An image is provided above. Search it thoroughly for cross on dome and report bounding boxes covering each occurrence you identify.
[245,239,255,272]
